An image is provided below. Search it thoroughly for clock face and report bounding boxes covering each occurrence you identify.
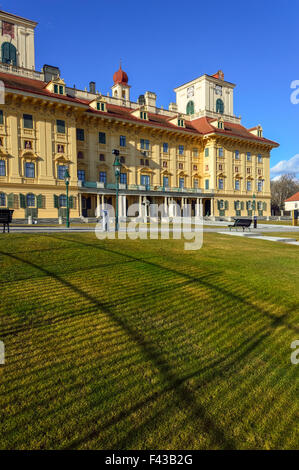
[215,85,222,96]
[187,86,194,98]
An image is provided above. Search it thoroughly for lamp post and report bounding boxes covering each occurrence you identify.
[253,193,257,229]
[64,167,70,228]
[112,150,122,232]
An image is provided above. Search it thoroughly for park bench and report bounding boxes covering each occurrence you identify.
[228,218,252,232]
[0,209,14,233]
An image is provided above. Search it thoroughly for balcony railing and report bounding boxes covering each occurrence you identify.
[80,180,214,194]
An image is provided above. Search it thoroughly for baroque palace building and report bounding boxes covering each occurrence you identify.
[0,10,279,221]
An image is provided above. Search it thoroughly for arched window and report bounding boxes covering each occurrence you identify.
[59,195,67,207]
[1,42,17,66]
[216,99,224,114]
[186,101,194,115]
[0,192,6,206]
[26,193,35,207]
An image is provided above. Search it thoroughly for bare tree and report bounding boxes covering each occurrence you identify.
[271,173,299,214]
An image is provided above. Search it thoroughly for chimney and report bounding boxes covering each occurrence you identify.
[144,91,157,110]
[89,81,96,94]
[43,65,60,82]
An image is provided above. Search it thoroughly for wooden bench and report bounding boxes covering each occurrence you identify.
[228,218,252,232]
[0,209,14,233]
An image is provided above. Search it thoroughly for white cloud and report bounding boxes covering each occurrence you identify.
[270,154,299,179]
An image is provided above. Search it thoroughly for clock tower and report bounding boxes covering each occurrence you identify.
[0,10,37,70]
[174,70,236,121]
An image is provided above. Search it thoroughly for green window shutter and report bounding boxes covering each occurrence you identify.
[252,201,256,210]
[0,110,3,125]
[69,196,74,209]
[241,201,244,210]
[225,201,229,210]
[263,202,267,211]
[7,193,14,208]
[217,200,220,210]
[37,194,43,208]
[54,194,59,209]
[19,193,26,208]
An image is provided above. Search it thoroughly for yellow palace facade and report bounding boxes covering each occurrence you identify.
[0,10,279,222]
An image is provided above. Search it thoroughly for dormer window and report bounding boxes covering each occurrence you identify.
[218,120,224,129]
[54,84,65,95]
[97,102,106,112]
[178,119,184,127]
[140,111,148,120]
[258,129,263,137]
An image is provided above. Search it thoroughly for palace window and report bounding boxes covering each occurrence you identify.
[120,156,125,164]
[186,101,194,115]
[23,114,33,129]
[99,154,105,161]
[26,193,35,207]
[205,165,209,171]
[25,162,35,178]
[218,120,224,129]
[247,167,251,173]
[0,110,3,125]
[235,179,240,190]
[163,176,169,187]
[205,179,209,190]
[57,144,64,153]
[59,195,67,207]
[145,159,149,166]
[0,159,6,176]
[140,139,150,150]
[257,180,263,192]
[193,148,198,157]
[219,164,223,171]
[178,119,184,127]
[193,164,198,171]
[205,148,209,157]
[58,165,67,180]
[163,161,167,168]
[56,120,65,134]
[247,181,252,191]
[78,151,84,159]
[120,135,126,147]
[218,178,224,190]
[76,128,85,141]
[77,169,85,181]
[99,171,107,183]
[258,154,262,163]
[235,150,240,159]
[235,166,239,173]
[120,173,127,184]
[99,132,106,144]
[163,142,168,153]
[0,192,5,206]
[178,163,183,170]
[194,178,199,189]
[258,169,262,175]
[218,148,224,157]
[140,174,150,186]
[2,42,17,66]
[140,111,147,120]
[179,145,184,155]
[140,158,144,165]
[216,99,224,114]
[247,152,251,161]
[179,177,184,188]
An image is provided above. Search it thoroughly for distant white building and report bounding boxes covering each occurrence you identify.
[285,192,299,211]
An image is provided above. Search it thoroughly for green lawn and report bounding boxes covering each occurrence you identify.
[0,233,298,450]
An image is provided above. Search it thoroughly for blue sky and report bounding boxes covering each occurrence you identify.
[4,0,299,177]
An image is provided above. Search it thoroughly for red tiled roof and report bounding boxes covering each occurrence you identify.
[285,192,299,202]
[0,70,279,147]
